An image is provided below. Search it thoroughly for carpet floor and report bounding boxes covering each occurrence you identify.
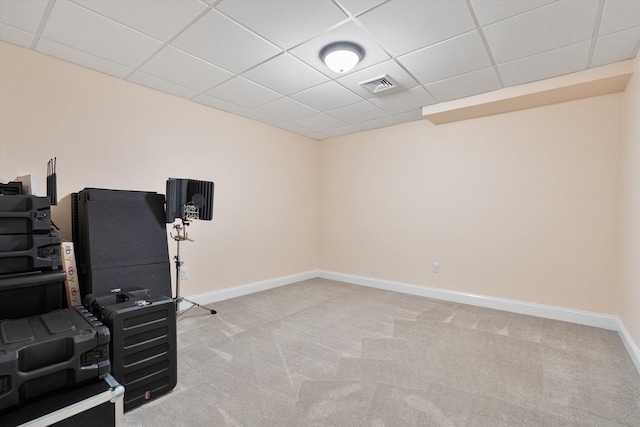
[123,278,640,426]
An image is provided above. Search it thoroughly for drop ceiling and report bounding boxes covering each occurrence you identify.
[1,0,639,140]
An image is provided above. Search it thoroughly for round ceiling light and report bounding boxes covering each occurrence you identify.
[320,42,364,74]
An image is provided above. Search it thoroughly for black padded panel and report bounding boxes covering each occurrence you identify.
[73,189,171,298]
[89,263,172,300]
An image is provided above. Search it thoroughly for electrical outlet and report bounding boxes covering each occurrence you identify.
[432,262,440,273]
[306,250,311,260]
[181,267,189,280]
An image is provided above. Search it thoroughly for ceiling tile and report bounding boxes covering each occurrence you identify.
[484,0,600,63]
[321,124,361,138]
[599,0,640,35]
[192,93,248,115]
[499,41,591,87]
[172,9,281,74]
[277,121,314,135]
[291,113,347,132]
[216,0,346,50]
[398,30,492,84]
[206,76,282,109]
[128,70,199,99]
[36,37,133,78]
[355,114,400,131]
[424,66,502,102]
[139,46,233,92]
[239,109,284,126]
[327,100,387,123]
[334,0,387,17]
[469,0,554,26]
[254,97,319,121]
[70,0,207,42]
[336,60,418,98]
[368,86,437,115]
[140,46,233,92]
[290,81,363,111]
[0,22,35,48]
[592,26,640,68]
[0,0,48,33]
[242,53,329,95]
[357,0,476,56]
[41,0,162,67]
[289,21,390,78]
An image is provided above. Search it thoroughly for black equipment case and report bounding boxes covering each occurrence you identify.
[0,271,67,319]
[0,195,52,234]
[84,288,177,412]
[0,307,111,412]
[0,373,124,427]
[0,232,62,275]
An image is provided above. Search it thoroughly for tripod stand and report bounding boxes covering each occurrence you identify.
[171,219,216,317]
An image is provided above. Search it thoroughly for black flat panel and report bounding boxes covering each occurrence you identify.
[89,263,172,299]
[73,188,171,298]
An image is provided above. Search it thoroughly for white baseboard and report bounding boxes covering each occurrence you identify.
[177,269,320,311]
[318,270,619,330]
[178,268,640,375]
[617,318,640,374]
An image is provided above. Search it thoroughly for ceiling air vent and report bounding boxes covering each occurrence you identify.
[359,74,398,95]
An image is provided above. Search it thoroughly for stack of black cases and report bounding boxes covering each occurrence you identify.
[0,195,66,319]
[85,288,177,411]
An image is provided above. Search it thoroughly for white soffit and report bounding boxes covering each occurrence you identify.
[422,60,634,125]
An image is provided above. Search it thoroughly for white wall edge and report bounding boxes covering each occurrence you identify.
[617,318,640,375]
[177,269,321,311]
[318,270,620,330]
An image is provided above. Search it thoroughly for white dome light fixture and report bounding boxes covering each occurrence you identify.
[320,42,364,74]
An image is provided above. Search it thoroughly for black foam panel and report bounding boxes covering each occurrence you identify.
[165,178,214,223]
[73,188,171,298]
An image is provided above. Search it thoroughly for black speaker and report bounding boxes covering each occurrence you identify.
[165,178,214,223]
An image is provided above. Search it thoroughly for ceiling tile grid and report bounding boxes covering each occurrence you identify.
[0,0,639,140]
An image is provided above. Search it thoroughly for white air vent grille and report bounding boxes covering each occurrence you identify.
[359,74,398,94]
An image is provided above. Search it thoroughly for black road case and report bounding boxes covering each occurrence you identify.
[0,271,67,319]
[85,288,177,411]
[0,232,62,275]
[0,307,111,412]
[0,195,52,235]
[0,373,124,427]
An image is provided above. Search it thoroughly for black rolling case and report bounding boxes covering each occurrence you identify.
[0,307,111,412]
[84,288,177,412]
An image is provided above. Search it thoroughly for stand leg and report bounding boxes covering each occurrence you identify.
[175,296,217,317]
[172,220,215,317]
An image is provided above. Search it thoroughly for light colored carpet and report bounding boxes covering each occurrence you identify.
[123,278,640,426]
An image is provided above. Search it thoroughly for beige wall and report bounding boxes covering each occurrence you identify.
[320,94,623,315]
[620,54,640,346]
[0,42,320,297]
